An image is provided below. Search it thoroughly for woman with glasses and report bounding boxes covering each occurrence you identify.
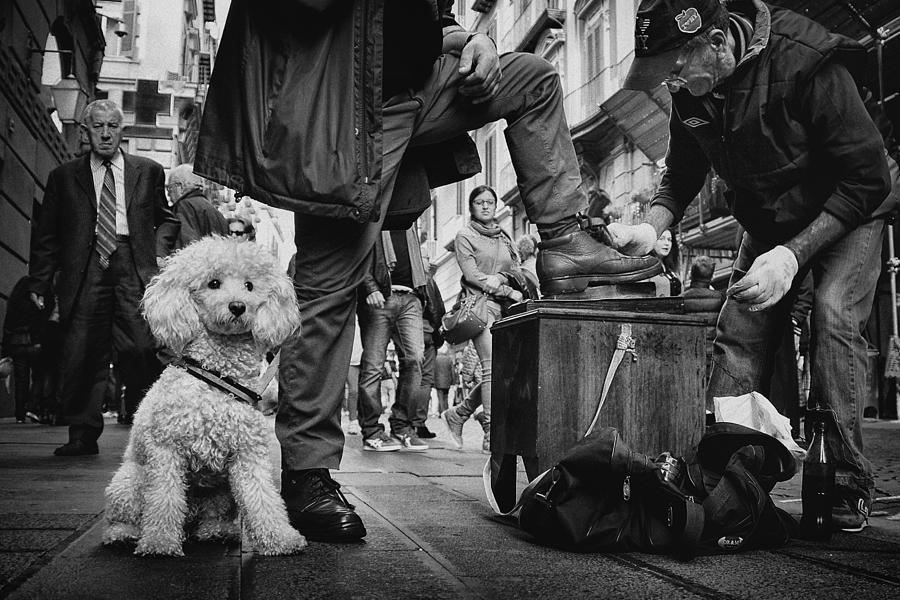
[226,216,256,241]
[442,185,523,453]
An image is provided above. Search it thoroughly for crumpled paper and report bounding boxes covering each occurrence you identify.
[714,391,807,462]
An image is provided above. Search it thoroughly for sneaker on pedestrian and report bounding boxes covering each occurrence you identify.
[441,407,465,449]
[416,425,436,439]
[363,431,401,452]
[833,496,871,532]
[346,419,361,435]
[393,430,429,451]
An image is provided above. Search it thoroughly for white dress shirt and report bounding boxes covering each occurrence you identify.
[90,150,129,235]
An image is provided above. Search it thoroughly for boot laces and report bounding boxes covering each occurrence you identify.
[306,470,354,509]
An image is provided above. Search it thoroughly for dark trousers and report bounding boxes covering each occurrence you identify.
[57,239,158,443]
[276,51,586,470]
[412,338,436,428]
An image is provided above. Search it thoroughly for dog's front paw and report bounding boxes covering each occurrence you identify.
[254,528,307,556]
[135,536,185,557]
[103,523,140,546]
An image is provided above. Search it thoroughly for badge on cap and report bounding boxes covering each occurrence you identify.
[676,7,702,34]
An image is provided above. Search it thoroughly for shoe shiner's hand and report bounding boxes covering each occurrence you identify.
[480,274,504,294]
[508,289,524,303]
[366,290,386,309]
[606,222,658,256]
[726,246,798,312]
[458,33,501,105]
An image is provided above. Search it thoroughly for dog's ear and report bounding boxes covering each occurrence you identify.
[253,271,301,350]
[141,257,201,353]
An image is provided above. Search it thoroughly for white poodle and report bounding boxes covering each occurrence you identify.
[103,237,306,556]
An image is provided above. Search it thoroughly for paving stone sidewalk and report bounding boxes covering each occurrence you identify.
[1,415,898,599]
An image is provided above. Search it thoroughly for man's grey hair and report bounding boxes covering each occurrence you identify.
[81,99,124,125]
[168,163,206,193]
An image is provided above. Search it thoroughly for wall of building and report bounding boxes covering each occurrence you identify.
[0,0,105,415]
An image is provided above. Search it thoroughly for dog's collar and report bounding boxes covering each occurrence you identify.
[171,355,262,407]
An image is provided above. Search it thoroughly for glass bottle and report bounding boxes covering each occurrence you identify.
[800,410,834,541]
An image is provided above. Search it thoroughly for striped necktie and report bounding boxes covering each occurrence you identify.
[96,161,117,270]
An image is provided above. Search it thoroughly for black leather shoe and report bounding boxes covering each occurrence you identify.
[53,440,99,456]
[537,230,663,295]
[416,426,436,439]
[281,469,366,542]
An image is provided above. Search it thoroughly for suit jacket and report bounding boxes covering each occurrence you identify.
[29,152,180,322]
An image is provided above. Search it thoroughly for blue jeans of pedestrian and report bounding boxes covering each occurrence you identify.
[708,220,884,502]
[357,292,424,439]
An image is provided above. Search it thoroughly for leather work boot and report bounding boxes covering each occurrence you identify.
[281,469,366,542]
[537,230,662,295]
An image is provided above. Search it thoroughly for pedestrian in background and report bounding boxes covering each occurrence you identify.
[28,99,179,455]
[1,276,54,424]
[433,346,454,417]
[166,163,228,248]
[650,228,682,296]
[441,185,522,454]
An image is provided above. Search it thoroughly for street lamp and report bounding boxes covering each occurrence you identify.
[49,77,88,123]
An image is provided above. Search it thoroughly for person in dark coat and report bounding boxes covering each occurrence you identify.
[195,0,661,543]
[28,99,180,456]
[1,276,54,423]
[612,0,892,532]
[166,163,228,248]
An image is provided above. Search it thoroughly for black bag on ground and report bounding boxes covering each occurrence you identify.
[517,423,796,557]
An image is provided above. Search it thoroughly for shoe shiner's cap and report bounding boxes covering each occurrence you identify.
[623,0,727,91]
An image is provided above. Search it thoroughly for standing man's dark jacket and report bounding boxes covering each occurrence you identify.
[29,153,180,322]
[194,0,480,229]
[652,1,891,246]
[172,188,229,248]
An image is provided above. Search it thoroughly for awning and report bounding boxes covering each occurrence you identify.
[570,85,672,164]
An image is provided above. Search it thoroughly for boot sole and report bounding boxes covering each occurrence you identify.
[295,520,367,543]
[540,263,664,295]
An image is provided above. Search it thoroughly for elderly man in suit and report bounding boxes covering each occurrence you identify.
[29,99,180,456]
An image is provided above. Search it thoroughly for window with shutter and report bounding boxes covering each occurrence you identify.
[120,0,137,57]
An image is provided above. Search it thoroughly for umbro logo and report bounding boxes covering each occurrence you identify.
[683,117,710,128]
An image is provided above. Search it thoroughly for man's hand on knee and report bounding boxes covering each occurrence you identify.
[726,245,799,312]
[606,223,658,256]
[458,33,501,105]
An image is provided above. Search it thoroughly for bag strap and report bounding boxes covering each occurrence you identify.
[584,323,637,437]
[678,500,705,557]
[482,458,550,518]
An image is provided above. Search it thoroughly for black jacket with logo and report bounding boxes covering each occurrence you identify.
[652,1,891,246]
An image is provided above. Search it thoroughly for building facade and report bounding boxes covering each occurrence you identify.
[0,0,107,414]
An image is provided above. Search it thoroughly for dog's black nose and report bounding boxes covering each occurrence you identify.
[228,302,246,317]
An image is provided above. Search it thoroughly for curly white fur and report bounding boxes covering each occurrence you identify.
[103,237,306,556]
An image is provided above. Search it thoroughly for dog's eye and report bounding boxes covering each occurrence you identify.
[208,279,221,289]
[244,281,254,291]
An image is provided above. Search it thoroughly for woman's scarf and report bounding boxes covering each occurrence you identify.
[469,219,520,264]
